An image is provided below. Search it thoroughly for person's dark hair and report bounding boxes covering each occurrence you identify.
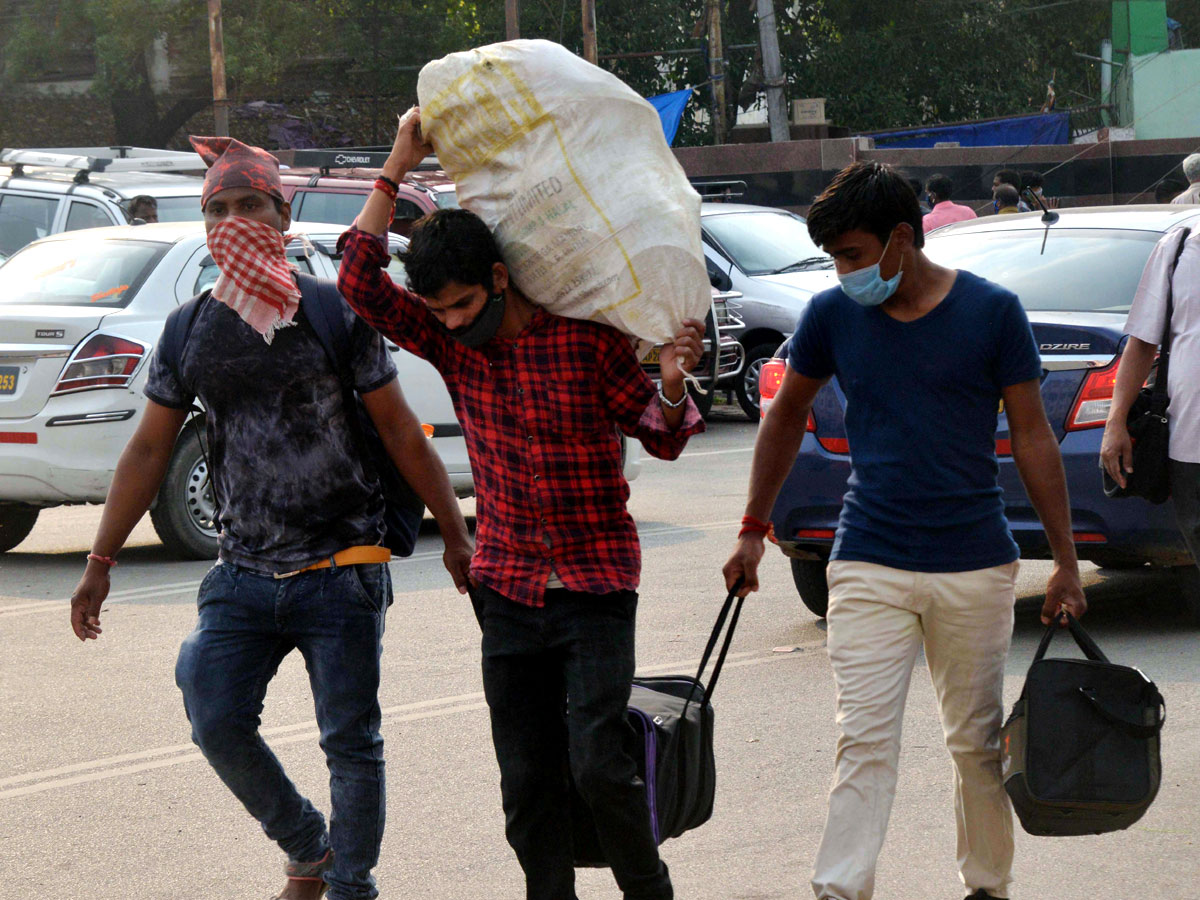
[1021,171,1044,191]
[994,168,1022,189]
[127,195,157,220]
[1155,179,1186,203]
[994,183,1021,208]
[925,174,954,202]
[806,161,925,250]
[402,208,504,296]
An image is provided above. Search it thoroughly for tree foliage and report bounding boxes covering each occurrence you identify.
[3,0,1200,147]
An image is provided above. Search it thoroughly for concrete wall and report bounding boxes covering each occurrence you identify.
[673,135,1200,214]
[1121,49,1200,139]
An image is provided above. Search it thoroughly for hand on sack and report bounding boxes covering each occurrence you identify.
[657,318,705,390]
[1099,420,1133,489]
[1040,561,1087,626]
[387,107,436,179]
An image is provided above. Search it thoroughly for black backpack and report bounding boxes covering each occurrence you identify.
[157,273,425,557]
[1001,612,1165,836]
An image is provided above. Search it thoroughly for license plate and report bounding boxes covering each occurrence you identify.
[642,347,662,365]
[0,367,17,395]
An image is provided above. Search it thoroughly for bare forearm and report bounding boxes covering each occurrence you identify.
[355,155,411,235]
[92,438,175,558]
[1011,424,1077,564]
[745,403,808,521]
[1108,336,1158,422]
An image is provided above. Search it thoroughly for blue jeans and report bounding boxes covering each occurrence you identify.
[472,584,672,900]
[175,560,391,900]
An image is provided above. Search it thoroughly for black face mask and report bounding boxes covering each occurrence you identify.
[439,290,506,348]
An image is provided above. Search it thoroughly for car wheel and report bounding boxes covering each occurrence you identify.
[151,427,219,560]
[791,557,829,618]
[0,503,40,553]
[735,342,779,421]
[1176,564,1200,624]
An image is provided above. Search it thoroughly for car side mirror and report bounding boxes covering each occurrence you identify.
[707,257,733,292]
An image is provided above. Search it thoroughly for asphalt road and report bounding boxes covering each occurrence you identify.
[2,404,1198,899]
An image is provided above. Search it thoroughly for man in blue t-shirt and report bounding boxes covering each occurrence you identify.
[724,162,1085,900]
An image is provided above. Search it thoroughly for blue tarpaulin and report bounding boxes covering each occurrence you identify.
[647,89,693,146]
[865,112,1070,149]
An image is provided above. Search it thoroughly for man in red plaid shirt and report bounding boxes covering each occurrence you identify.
[337,108,704,900]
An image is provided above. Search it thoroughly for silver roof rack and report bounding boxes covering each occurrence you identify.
[0,147,205,181]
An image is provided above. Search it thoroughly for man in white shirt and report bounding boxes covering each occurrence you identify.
[1101,226,1200,615]
[1170,153,1200,204]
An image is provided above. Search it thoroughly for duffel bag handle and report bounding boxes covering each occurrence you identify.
[1033,610,1111,665]
[1079,685,1166,739]
[679,579,746,720]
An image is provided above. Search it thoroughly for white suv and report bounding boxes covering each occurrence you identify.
[0,147,206,263]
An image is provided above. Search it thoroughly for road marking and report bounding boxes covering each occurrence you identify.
[0,644,819,802]
[644,447,754,462]
[0,522,741,619]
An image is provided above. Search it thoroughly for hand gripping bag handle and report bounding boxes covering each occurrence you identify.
[1032,610,1110,665]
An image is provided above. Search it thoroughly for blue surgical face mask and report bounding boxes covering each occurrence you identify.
[837,233,903,307]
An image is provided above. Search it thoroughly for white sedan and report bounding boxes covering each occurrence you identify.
[0,221,640,557]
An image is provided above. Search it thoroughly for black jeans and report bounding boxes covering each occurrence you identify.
[472,584,672,900]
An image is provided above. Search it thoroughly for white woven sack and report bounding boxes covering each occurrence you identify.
[417,39,710,358]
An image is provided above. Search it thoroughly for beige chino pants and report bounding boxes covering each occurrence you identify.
[810,560,1018,900]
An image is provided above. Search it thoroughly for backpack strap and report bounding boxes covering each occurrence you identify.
[296,271,355,389]
[159,290,211,404]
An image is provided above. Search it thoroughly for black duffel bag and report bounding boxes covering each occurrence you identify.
[571,583,744,866]
[1102,226,1191,505]
[1001,611,1166,837]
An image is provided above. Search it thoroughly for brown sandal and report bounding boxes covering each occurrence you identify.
[269,849,333,900]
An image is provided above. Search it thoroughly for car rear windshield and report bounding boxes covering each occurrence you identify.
[434,190,459,209]
[924,228,1162,313]
[702,211,830,275]
[0,239,163,308]
[151,196,205,222]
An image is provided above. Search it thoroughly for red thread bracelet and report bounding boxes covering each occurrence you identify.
[87,553,117,568]
[373,178,398,202]
[738,515,773,540]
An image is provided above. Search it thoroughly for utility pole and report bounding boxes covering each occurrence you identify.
[756,0,789,143]
[207,0,229,136]
[706,0,726,144]
[581,0,597,64]
[505,0,519,40]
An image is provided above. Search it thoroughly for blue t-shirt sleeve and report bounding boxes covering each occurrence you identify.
[788,292,836,379]
[990,292,1042,388]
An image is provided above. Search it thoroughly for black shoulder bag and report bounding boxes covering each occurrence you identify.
[1103,226,1191,504]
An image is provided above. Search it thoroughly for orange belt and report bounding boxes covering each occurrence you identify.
[272,545,392,579]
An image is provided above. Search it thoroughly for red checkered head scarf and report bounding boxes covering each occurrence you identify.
[188,135,285,210]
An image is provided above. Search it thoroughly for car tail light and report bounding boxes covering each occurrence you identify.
[1065,358,1120,431]
[758,357,787,418]
[51,335,147,396]
[796,528,835,540]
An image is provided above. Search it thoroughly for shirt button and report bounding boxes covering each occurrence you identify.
[517,387,524,395]
[533,474,541,481]
[541,517,547,525]
[527,434,534,442]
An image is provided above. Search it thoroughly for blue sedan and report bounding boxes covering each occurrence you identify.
[758,206,1200,619]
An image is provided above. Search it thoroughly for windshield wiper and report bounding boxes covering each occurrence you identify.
[768,256,832,274]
